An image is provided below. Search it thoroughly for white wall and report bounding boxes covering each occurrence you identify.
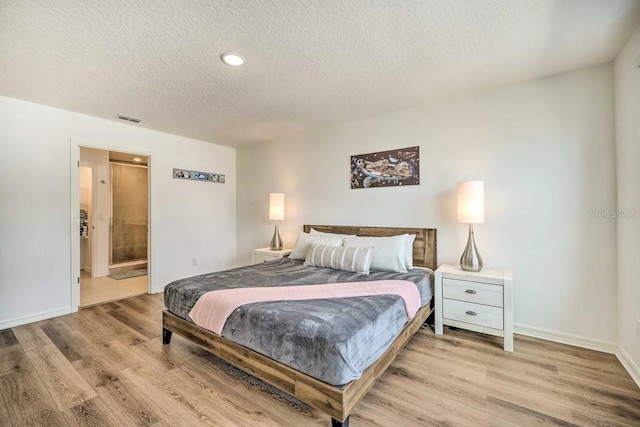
[615,26,640,382]
[237,64,617,346]
[0,95,236,328]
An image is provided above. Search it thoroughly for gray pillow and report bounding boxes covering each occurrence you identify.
[289,230,345,260]
[309,228,357,240]
[343,234,409,273]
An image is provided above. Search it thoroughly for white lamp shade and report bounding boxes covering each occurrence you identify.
[269,193,285,221]
[457,181,484,224]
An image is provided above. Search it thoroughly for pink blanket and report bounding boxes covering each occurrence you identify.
[189,280,421,335]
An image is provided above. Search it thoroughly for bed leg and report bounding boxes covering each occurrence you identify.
[162,328,172,345]
[331,416,349,427]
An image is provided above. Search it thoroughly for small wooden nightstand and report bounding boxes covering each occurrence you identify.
[435,264,513,352]
[252,248,292,264]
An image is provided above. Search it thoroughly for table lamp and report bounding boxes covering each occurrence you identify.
[269,193,285,250]
[457,181,484,272]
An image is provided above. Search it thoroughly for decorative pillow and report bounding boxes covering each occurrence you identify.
[309,228,357,240]
[406,234,417,270]
[289,230,345,260]
[343,234,409,273]
[304,244,374,275]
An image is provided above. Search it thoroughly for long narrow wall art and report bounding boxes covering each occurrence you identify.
[350,146,420,189]
[173,168,225,183]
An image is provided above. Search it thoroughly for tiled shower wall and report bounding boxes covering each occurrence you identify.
[111,163,148,264]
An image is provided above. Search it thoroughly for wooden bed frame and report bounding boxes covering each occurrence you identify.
[162,225,437,426]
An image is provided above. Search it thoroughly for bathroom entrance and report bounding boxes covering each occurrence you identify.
[78,147,149,308]
[109,154,148,272]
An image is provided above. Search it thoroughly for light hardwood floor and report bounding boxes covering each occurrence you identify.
[80,273,148,308]
[0,293,639,426]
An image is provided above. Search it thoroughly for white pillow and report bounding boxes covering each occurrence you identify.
[406,234,416,270]
[343,234,409,273]
[289,230,345,260]
[304,244,374,275]
[309,228,357,240]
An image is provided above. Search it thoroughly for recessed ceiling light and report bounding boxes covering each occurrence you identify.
[221,52,245,66]
[133,157,141,162]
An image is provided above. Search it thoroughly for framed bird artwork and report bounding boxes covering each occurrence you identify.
[350,146,420,189]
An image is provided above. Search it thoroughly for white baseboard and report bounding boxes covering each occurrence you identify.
[616,347,640,388]
[0,307,71,330]
[150,283,165,294]
[514,323,618,354]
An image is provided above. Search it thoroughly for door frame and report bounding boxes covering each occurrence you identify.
[70,139,152,312]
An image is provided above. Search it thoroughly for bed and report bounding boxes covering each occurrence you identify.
[162,225,437,426]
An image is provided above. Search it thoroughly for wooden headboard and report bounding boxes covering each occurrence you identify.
[303,225,437,270]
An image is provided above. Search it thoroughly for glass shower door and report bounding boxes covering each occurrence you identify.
[110,162,148,265]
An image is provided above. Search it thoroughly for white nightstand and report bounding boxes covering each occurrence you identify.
[252,248,292,264]
[435,264,513,352]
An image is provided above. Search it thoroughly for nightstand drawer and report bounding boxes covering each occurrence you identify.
[443,299,503,330]
[442,278,503,308]
[254,254,277,263]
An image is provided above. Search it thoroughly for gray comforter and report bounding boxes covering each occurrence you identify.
[164,258,433,385]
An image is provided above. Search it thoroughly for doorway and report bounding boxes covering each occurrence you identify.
[77,147,150,308]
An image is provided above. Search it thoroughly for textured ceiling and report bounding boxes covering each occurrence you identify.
[1,1,639,147]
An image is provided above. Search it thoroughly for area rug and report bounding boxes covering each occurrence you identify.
[108,269,147,280]
[205,351,309,410]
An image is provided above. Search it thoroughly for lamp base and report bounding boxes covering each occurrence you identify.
[460,224,483,272]
[270,221,283,251]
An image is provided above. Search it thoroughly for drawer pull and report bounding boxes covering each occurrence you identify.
[465,289,477,294]
[465,310,477,316]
